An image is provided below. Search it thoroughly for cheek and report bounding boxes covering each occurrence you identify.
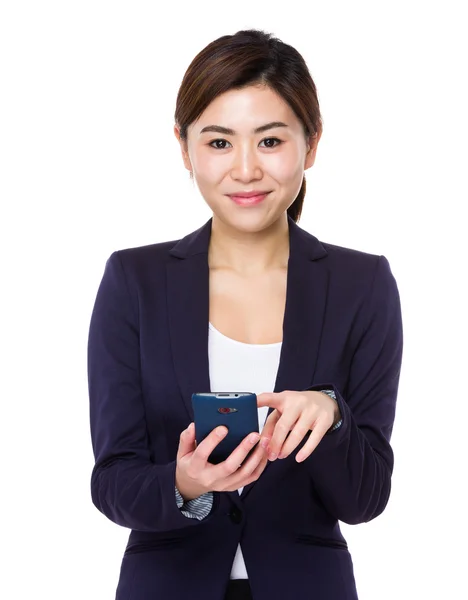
[193,153,225,184]
[268,153,303,182]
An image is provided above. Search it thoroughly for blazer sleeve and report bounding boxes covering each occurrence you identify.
[175,486,214,520]
[88,251,219,532]
[302,255,403,525]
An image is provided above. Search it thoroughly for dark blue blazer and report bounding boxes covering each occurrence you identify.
[88,214,403,600]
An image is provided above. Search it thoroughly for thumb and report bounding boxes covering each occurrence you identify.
[177,423,196,458]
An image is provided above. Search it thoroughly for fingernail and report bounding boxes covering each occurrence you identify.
[269,452,277,461]
[260,437,270,449]
[249,433,260,444]
[217,426,227,437]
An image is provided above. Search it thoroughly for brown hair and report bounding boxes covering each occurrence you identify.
[174,29,323,224]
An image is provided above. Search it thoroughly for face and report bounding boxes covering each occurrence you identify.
[174,84,321,232]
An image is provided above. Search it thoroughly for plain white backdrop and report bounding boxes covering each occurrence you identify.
[1,1,467,598]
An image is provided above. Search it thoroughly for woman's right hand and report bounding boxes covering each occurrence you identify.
[175,423,271,502]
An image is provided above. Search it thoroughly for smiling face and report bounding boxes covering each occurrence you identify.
[174,83,321,232]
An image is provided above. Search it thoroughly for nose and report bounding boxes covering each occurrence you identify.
[231,144,263,181]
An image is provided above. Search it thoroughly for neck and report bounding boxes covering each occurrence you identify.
[208,213,290,275]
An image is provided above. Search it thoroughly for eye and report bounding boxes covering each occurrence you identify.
[208,137,283,149]
[208,139,231,150]
[260,137,282,148]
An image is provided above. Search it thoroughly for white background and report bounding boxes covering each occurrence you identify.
[1,1,467,598]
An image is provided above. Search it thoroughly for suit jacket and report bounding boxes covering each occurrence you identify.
[88,214,403,600]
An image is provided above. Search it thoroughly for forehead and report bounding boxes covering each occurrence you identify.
[192,85,300,133]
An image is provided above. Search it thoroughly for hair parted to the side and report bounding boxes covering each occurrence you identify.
[174,29,323,224]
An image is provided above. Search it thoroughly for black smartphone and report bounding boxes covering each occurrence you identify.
[191,392,260,464]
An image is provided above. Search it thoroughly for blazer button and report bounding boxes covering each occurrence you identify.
[229,507,243,524]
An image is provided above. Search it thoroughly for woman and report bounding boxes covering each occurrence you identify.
[88,29,403,600]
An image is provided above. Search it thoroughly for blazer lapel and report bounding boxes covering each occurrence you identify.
[166,214,329,502]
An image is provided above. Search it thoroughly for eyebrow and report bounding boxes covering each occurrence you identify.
[199,121,289,135]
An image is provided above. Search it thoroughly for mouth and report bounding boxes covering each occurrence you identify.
[227,192,271,206]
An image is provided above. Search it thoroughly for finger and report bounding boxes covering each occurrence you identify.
[249,447,270,479]
[235,438,267,477]
[224,440,269,491]
[259,410,280,444]
[177,423,196,460]
[240,442,270,481]
[267,411,301,459]
[277,416,313,459]
[190,425,229,471]
[295,419,330,462]
[219,431,261,477]
[256,391,287,408]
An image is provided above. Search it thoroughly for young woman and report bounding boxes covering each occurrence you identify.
[88,29,403,600]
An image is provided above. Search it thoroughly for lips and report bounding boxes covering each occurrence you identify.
[228,191,270,198]
[229,192,270,206]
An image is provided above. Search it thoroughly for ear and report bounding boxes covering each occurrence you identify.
[304,130,322,170]
[174,124,193,173]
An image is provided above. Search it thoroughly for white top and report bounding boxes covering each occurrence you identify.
[208,321,282,580]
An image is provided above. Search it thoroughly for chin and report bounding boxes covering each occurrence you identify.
[214,206,287,230]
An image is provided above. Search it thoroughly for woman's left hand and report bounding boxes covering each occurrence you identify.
[256,390,341,463]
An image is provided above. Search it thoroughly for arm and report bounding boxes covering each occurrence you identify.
[303,255,403,525]
[174,402,339,516]
[88,251,220,532]
[319,389,343,432]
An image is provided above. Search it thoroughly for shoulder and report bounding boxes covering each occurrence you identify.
[317,239,398,306]
[320,240,380,264]
[293,218,382,282]
[317,238,384,288]
[108,237,181,279]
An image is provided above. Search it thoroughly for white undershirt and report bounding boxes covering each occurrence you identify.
[208,321,282,580]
